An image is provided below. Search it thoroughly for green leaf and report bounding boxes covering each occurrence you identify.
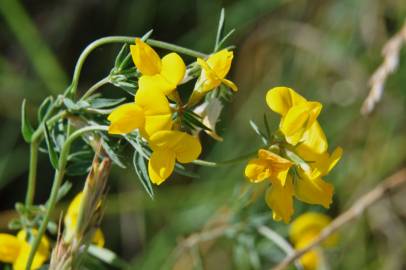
[101,140,126,168]
[66,161,92,176]
[214,8,225,51]
[88,245,130,269]
[89,97,126,109]
[133,151,154,199]
[21,99,34,142]
[37,96,54,123]
[174,163,199,178]
[216,29,236,51]
[249,120,268,145]
[114,44,129,68]
[44,124,59,169]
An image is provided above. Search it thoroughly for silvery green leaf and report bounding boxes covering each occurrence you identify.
[44,124,59,169]
[21,99,34,143]
[101,140,126,168]
[89,97,126,109]
[133,151,154,199]
[37,96,53,123]
[249,120,268,145]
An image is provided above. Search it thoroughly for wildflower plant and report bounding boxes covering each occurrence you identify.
[1,8,344,270]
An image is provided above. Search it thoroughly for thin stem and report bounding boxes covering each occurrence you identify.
[25,141,39,207]
[192,151,256,167]
[80,77,110,101]
[66,36,207,97]
[25,125,109,270]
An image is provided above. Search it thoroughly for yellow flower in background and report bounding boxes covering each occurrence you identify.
[0,230,50,270]
[107,83,172,137]
[64,193,105,247]
[289,212,337,270]
[266,87,326,151]
[196,49,238,93]
[245,149,292,185]
[131,38,186,95]
[148,130,202,185]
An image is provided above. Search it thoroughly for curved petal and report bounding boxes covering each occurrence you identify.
[266,176,294,223]
[244,159,271,183]
[289,212,332,245]
[173,133,202,163]
[300,121,328,154]
[148,149,176,185]
[196,58,221,92]
[0,234,20,263]
[266,87,307,116]
[138,74,176,95]
[280,101,322,145]
[221,78,238,91]
[294,173,334,208]
[143,114,173,137]
[107,103,144,134]
[14,230,50,270]
[130,38,161,76]
[206,49,233,79]
[161,52,186,86]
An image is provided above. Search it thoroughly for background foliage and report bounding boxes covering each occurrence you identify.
[1,0,406,269]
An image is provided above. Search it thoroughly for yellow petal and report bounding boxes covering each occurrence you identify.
[258,149,292,186]
[300,121,328,154]
[64,192,83,233]
[266,87,307,116]
[280,101,322,145]
[221,78,238,91]
[107,103,145,135]
[160,52,186,86]
[266,176,294,223]
[322,147,343,175]
[244,159,271,183]
[0,233,20,263]
[135,87,172,136]
[294,172,334,208]
[138,75,176,95]
[148,149,176,185]
[196,58,222,92]
[92,229,105,248]
[14,230,50,270]
[206,49,233,79]
[131,38,161,76]
[149,130,201,163]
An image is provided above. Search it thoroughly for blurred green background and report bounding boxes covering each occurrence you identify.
[1,0,406,269]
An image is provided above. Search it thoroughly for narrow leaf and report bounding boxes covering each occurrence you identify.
[37,96,54,123]
[44,124,59,169]
[21,99,34,143]
[114,44,129,68]
[133,151,154,199]
[249,120,268,145]
[101,140,126,168]
[214,8,226,51]
[89,97,126,109]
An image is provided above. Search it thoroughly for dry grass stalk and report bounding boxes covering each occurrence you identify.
[272,167,406,270]
[361,20,406,115]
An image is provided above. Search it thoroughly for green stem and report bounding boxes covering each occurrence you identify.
[25,125,108,270]
[25,141,39,206]
[80,77,110,101]
[192,151,257,167]
[66,36,207,97]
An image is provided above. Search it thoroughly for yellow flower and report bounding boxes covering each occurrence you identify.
[289,212,337,270]
[107,82,172,137]
[131,38,186,95]
[196,49,238,93]
[64,192,105,247]
[148,130,201,185]
[245,149,293,185]
[0,230,50,270]
[266,87,326,151]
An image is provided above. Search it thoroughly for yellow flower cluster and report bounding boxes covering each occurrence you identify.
[108,38,237,185]
[290,212,337,270]
[245,87,342,223]
[0,230,50,270]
